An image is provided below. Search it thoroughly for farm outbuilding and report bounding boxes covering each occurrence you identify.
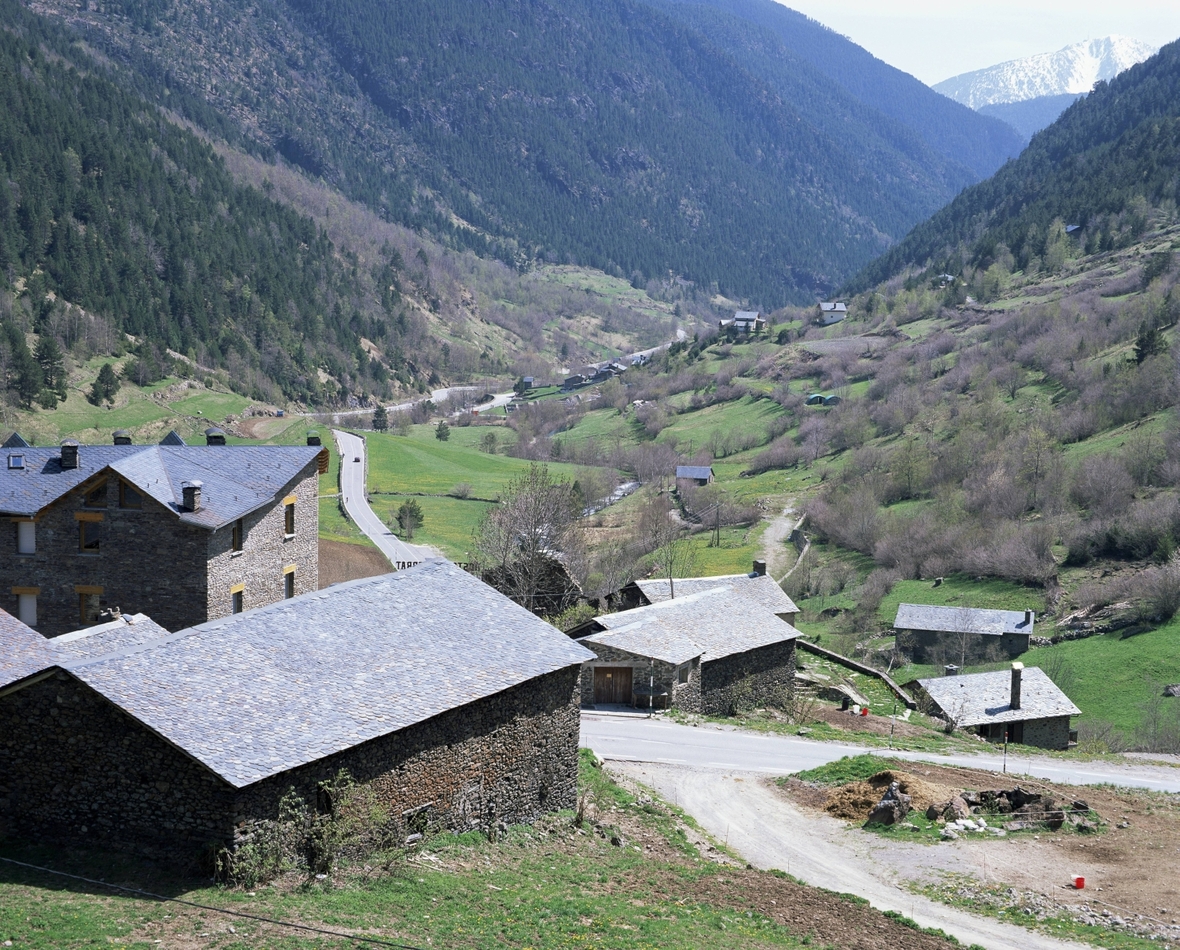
[675,465,714,486]
[0,560,592,867]
[895,603,1033,664]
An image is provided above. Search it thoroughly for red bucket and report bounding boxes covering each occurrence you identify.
[1073,876,1085,889]
[860,707,869,718]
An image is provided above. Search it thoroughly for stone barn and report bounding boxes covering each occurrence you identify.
[577,586,798,715]
[894,604,1034,665]
[0,560,592,867]
[914,663,1079,750]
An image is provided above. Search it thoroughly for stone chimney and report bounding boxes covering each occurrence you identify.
[204,427,226,446]
[112,430,132,445]
[944,664,959,677]
[1023,609,1033,627]
[306,431,322,446]
[182,480,202,512]
[60,440,79,470]
[1010,662,1023,710]
[751,559,767,577]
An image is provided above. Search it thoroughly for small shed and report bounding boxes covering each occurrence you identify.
[915,664,1079,750]
[676,464,714,486]
[805,393,826,406]
[895,603,1033,664]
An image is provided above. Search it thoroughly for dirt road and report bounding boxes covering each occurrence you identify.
[613,761,1091,950]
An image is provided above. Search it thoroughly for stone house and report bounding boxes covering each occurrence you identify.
[914,663,1079,750]
[719,310,765,334]
[0,560,593,866]
[0,431,326,636]
[604,562,799,625]
[815,302,847,326]
[894,604,1034,665]
[577,586,799,715]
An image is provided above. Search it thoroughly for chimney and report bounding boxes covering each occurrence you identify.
[1023,609,1033,627]
[204,427,226,446]
[944,664,959,677]
[112,430,132,445]
[306,431,322,446]
[1010,662,1023,710]
[60,440,79,470]
[751,559,767,577]
[182,480,202,512]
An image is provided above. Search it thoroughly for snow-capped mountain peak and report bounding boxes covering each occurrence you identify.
[933,35,1158,108]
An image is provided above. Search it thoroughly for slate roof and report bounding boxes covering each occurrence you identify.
[918,667,1080,727]
[51,614,173,661]
[675,465,714,481]
[636,572,799,616]
[819,302,847,313]
[0,609,56,690]
[56,560,594,788]
[3,432,31,448]
[894,604,1034,637]
[586,587,799,664]
[0,444,321,529]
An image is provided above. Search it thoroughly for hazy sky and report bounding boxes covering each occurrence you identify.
[776,0,1180,86]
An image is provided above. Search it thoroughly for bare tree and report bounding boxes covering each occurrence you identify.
[472,464,582,614]
[637,494,699,598]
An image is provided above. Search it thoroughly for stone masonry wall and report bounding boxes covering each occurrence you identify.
[577,641,701,712]
[700,639,795,716]
[233,667,583,846]
[0,666,582,868]
[1,476,210,636]
[0,672,234,860]
[205,459,320,620]
[1018,716,1072,751]
[903,630,1029,665]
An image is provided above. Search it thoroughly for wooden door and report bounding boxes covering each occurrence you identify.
[594,666,633,705]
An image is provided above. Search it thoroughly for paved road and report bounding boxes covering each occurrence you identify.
[581,713,1180,793]
[331,429,429,569]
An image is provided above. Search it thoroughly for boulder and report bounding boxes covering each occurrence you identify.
[942,796,971,821]
[1164,684,1180,697]
[867,781,912,826]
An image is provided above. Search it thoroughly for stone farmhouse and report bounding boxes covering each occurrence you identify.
[607,562,799,625]
[914,663,1079,750]
[894,603,1034,666]
[0,431,326,636]
[0,559,593,865]
[675,464,714,488]
[576,585,799,714]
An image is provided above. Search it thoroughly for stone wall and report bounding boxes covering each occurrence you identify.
[1,475,210,636]
[1018,716,1072,751]
[902,630,1029,665]
[0,666,582,867]
[204,459,320,620]
[700,639,795,716]
[234,667,583,846]
[0,671,233,858]
[577,641,701,712]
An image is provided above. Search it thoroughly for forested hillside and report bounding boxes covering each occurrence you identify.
[0,0,410,406]
[28,0,1017,305]
[849,38,1180,292]
[657,0,1025,179]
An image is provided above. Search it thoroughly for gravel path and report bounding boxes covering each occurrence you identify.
[614,761,1091,950]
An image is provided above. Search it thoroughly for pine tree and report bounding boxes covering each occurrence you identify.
[34,334,67,401]
[435,420,450,441]
[89,362,120,405]
[6,327,43,408]
[372,404,388,431]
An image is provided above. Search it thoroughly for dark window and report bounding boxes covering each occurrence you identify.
[284,571,295,599]
[677,664,690,685]
[84,483,107,508]
[79,520,102,553]
[284,502,295,535]
[232,519,244,551]
[232,590,244,614]
[8,453,24,469]
[78,592,101,624]
[119,482,143,509]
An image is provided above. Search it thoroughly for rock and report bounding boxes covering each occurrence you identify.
[941,829,959,841]
[1004,820,1040,831]
[926,802,948,821]
[867,781,912,826]
[1071,800,1089,812]
[1164,684,1180,697]
[961,791,982,807]
[1010,787,1042,810]
[943,796,971,821]
[1045,810,1066,830]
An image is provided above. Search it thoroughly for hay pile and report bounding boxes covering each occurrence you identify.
[825,770,960,822]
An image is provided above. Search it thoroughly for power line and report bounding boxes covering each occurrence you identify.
[0,855,430,950]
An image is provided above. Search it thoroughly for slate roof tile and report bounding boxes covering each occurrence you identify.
[0,609,56,690]
[636,573,799,615]
[918,667,1079,727]
[895,603,1034,636]
[60,560,594,788]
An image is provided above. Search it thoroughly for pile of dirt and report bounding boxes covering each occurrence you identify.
[825,770,960,821]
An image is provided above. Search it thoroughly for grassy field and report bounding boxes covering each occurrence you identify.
[877,576,1046,628]
[372,494,492,560]
[0,751,954,950]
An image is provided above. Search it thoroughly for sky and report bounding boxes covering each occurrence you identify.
[776,0,1180,86]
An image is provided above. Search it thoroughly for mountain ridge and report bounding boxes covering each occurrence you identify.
[934,35,1158,108]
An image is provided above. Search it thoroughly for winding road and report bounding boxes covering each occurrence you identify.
[331,429,431,569]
